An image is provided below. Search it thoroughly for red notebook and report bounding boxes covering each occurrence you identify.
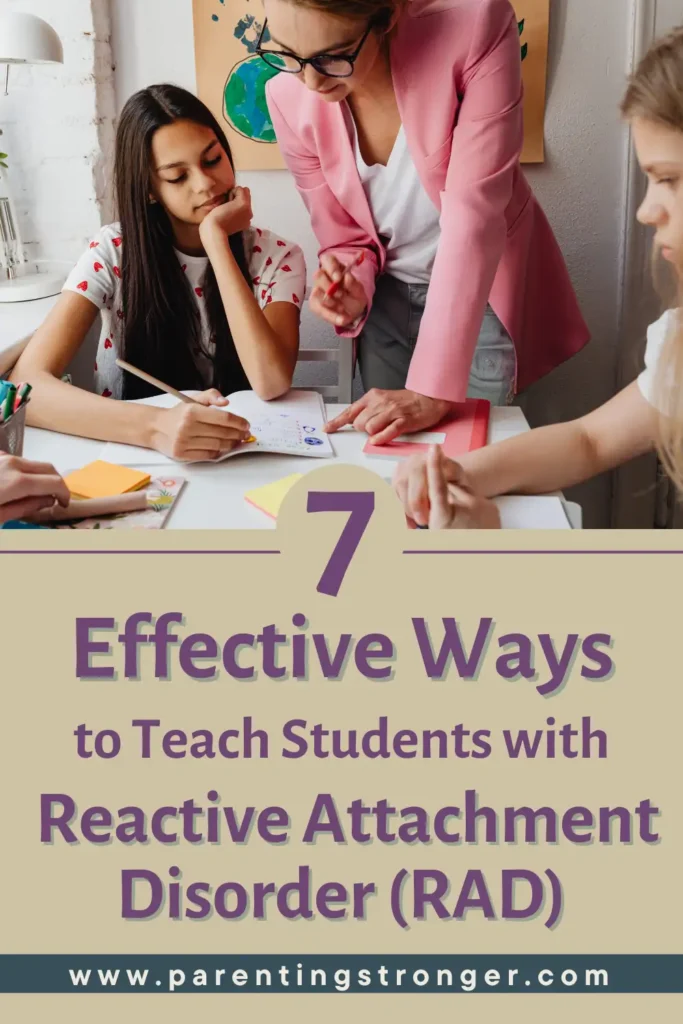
[363,399,490,459]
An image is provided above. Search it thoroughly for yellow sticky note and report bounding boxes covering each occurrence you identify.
[65,461,151,500]
[244,474,303,520]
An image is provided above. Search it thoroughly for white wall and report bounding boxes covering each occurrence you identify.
[1,0,116,265]
[655,0,683,34]
[516,0,634,526]
[110,0,636,524]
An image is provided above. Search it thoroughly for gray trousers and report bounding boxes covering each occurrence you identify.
[357,273,516,405]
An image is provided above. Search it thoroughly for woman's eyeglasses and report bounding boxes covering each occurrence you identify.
[256,20,373,79]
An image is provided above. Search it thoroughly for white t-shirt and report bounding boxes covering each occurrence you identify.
[637,308,680,412]
[345,107,440,285]
[63,223,306,398]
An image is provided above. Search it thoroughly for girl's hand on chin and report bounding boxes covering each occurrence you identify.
[199,186,253,244]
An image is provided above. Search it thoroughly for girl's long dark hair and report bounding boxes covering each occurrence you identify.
[115,84,251,399]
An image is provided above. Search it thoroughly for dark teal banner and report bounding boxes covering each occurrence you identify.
[1,955,681,993]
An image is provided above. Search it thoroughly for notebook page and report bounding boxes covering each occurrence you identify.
[219,390,333,460]
[98,390,333,466]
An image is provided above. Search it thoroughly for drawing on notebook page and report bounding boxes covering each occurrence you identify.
[240,410,311,453]
[98,390,334,466]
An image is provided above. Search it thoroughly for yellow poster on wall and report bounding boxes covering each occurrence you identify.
[193,0,550,170]
[193,0,282,170]
[515,0,550,163]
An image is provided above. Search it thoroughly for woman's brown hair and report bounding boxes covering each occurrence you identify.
[283,0,406,23]
[622,27,683,493]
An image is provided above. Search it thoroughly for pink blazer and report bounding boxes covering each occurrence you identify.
[266,0,590,402]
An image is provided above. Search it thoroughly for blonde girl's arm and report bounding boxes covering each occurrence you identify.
[396,383,659,524]
[460,383,658,497]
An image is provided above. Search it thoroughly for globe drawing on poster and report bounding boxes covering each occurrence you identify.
[193,0,284,168]
[193,0,550,169]
[224,57,279,144]
[221,9,278,144]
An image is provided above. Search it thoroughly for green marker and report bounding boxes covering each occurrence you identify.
[2,384,16,421]
[15,382,32,412]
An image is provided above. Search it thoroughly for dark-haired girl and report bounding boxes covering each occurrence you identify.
[13,84,306,462]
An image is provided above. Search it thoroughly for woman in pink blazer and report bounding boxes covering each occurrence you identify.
[261,0,590,444]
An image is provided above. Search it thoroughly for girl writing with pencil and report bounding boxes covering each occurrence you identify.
[260,0,589,445]
[394,28,683,529]
[11,85,307,462]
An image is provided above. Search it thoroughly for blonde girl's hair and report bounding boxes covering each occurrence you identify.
[621,27,683,493]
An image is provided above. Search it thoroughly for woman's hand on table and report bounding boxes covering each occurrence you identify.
[310,254,368,328]
[394,446,501,529]
[0,455,70,524]
[150,389,252,462]
[324,388,454,445]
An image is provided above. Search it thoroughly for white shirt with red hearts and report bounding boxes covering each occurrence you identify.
[63,222,306,398]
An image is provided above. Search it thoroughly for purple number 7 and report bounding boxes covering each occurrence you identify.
[306,491,375,597]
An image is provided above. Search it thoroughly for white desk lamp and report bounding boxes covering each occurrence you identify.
[0,12,65,303]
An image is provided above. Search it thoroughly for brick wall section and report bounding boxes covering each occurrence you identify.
[1,0,116,265]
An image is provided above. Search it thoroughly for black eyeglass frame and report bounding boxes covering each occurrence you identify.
[256,19,374,78]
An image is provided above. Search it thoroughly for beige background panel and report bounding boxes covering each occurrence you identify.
[1,468,681,1008]
[0,995,681,1018]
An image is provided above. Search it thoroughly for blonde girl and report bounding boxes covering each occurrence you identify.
[395,28,683,529]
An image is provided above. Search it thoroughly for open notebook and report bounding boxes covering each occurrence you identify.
[99,389,334,466]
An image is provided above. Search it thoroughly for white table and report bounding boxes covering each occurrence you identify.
[22,405,571,529]
[6,294,573,528]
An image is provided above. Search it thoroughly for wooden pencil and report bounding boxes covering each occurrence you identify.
[28,490,149,523]
[115,359,196,404]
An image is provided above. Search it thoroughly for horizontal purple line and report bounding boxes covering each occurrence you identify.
[0,550,281,556]
[403,550,683,555]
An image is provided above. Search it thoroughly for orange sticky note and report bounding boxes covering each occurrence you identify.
[64,461,151,500]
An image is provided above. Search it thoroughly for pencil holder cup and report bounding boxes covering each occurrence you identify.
[0,399,28,457]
